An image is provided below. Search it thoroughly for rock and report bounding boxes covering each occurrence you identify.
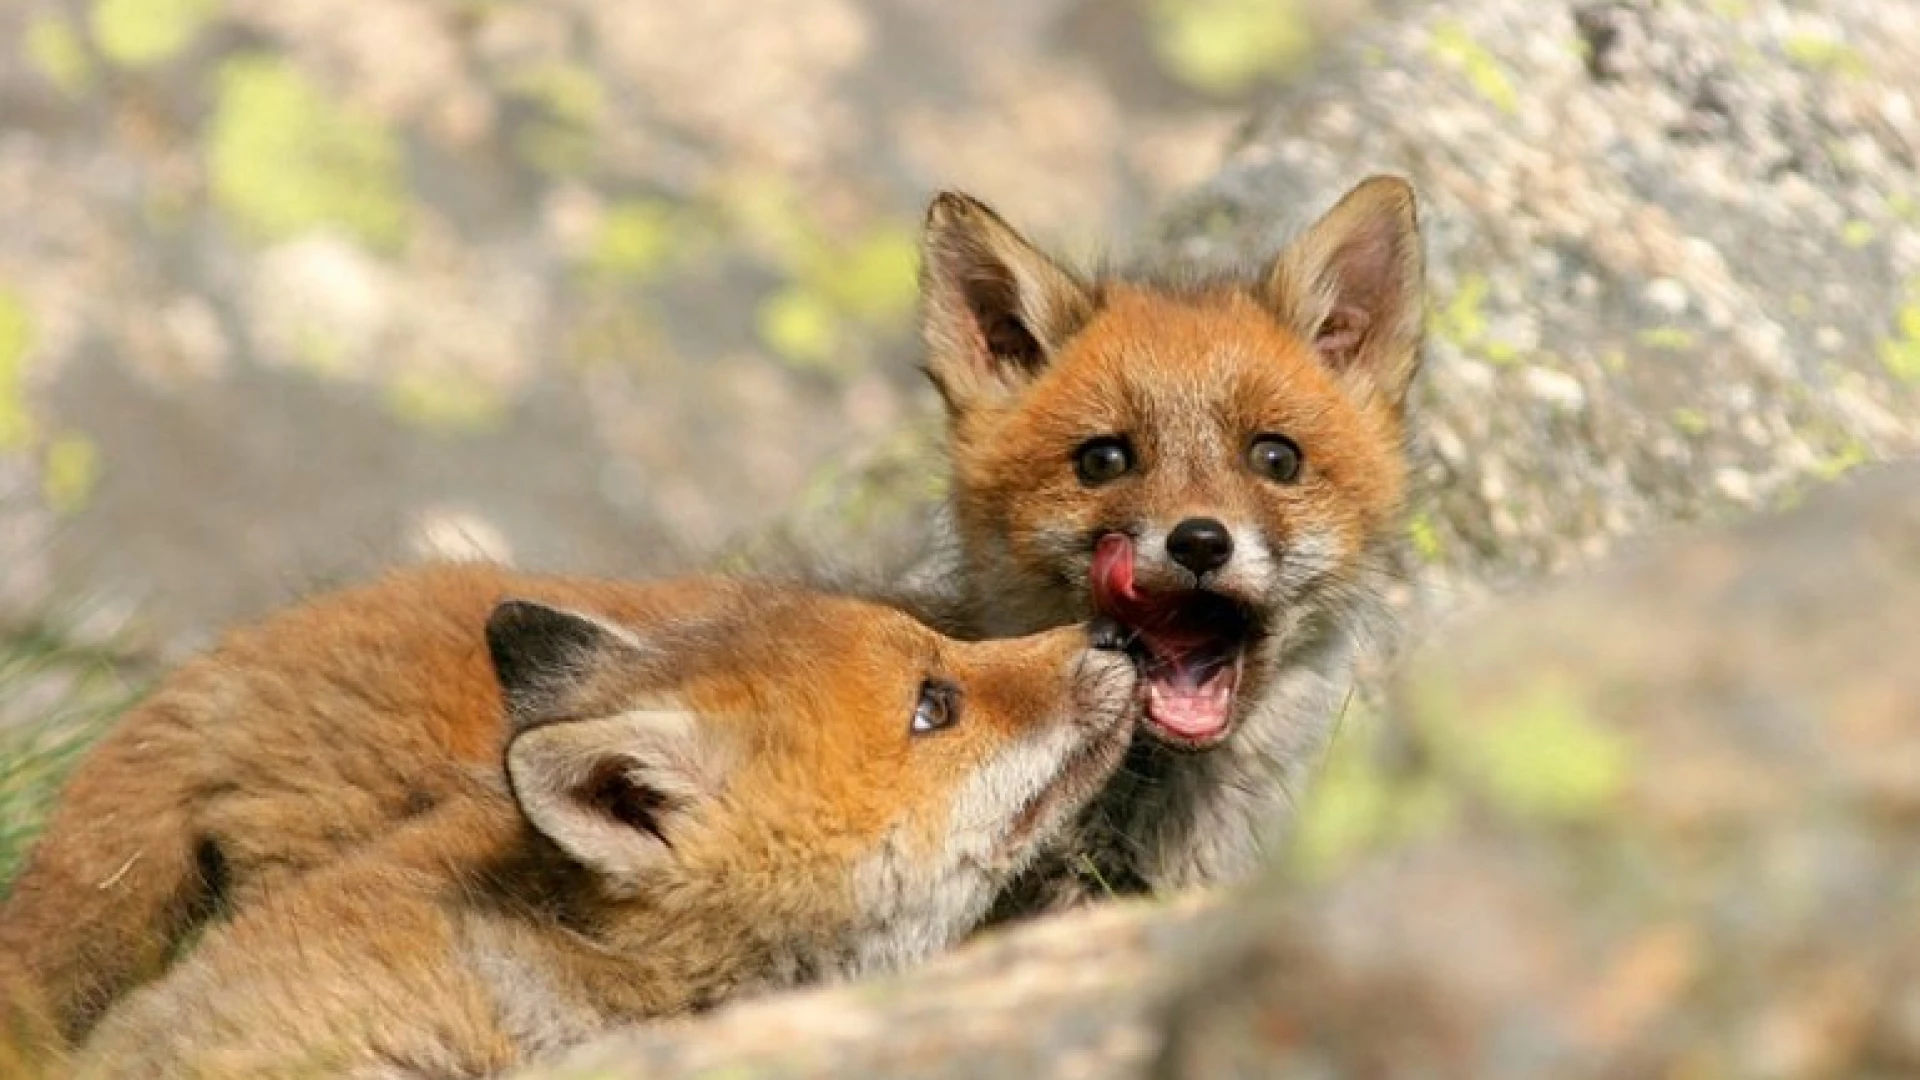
[1162,460,1920,1078]
[522,460,1920,1079]
[1142,0,1920,611]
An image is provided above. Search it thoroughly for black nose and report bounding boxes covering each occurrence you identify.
[1166,517,1234,575]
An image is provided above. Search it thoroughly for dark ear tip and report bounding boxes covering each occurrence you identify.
[486,598,633,726]
[925,190,998,230]
[485,598,547,657]
[1349,174,1420,225]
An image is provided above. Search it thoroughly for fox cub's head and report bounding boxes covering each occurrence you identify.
[920,177,1423,750]
[486,587,1135,984]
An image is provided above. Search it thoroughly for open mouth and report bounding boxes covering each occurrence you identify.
[1091,533,1259,748]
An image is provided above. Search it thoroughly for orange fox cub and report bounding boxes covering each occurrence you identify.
[0,564,1135,1057]
[908,176,1425,907]
[70,586,1136,1078]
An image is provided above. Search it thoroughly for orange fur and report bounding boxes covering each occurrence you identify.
[912,177,1426,905]
[2,563,1136,1066]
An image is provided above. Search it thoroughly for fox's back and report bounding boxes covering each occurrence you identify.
[0,562,738,1046]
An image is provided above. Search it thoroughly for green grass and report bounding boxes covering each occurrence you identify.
[0,617,147,892]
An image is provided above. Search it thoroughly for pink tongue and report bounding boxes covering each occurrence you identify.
[1091,536,1209,646]
[1146,669,1235,739]
[1092,534,1139,606]
[1091,533,1236,740]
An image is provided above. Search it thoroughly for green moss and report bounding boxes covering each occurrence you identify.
[1636,326,1696,351]
[41,433,100,515]
[585,200,683,281]
[24,14,94,95]
[207,57,409,250]
[1290,713,1458,882]
[90,0,219,68]
[1782,33,1867,77]
[1428,20,1519,116]
[757,287,843,373]
[1425,675,1631,822]
[1880,289,1920,385]
[811,226,919,324]
[1430,272,1523,364]
[1144,0,1312,95]
[1483,340,1520,365]
[1840,220,1876,249]
[753,216,920,375]
[504,61,605,128]
[1431,273,1489,344]
[0,289,34,451]
[1407,513,1443,562]
[504,61,606,177]
[384,371,507,433]
[1670,407,1711,437]
[1811,438,1868,481]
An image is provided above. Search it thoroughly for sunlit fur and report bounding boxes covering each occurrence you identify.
[4,564,1135,1073]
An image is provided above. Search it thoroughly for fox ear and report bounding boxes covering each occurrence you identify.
[1265,175,1425,410]
[505,709,726,891]
[487,599,653,728]
[919,192,1095,414]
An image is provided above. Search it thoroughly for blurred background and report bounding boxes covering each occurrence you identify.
[0,0,1361,651]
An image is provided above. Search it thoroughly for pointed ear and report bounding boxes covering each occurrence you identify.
[505,709,726,891]
[1265,175,1426,410]
[487,599,652,728]
[919,192,1096,415]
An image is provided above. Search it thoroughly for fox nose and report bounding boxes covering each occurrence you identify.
[1167,517,1234,575]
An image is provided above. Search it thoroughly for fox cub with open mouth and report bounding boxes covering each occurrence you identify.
[0,565,1137,1065]
[910,175,1424,907]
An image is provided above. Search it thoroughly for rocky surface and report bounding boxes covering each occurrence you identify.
[527,460,1920,1079]
[1151,0,1920,611]
[788,0,1920,634]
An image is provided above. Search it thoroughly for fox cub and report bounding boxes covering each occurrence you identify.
[68,584,1136,1078]
[0,565,1135,1060]
[908,175,1425,908]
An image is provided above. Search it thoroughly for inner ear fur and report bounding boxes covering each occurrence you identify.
[1264,175,1426,410]
[919,192,1095,414]
[505,710,727,892]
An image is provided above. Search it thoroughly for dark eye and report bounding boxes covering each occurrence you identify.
[1074,437,1133,485]
[1247,435,1303,483]
[911,680,962,736]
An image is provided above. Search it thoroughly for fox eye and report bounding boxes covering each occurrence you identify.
[1248,435,1303,483]
[911,680,962,736]
[1074,437,1133,485]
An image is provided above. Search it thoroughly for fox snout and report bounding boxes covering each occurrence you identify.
[1121,516,1280,609]
[1165,516,1235,577]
